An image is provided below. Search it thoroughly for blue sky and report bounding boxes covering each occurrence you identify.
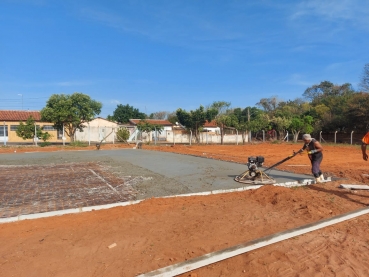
[1,0,369,118]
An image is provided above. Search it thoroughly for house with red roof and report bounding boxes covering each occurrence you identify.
[128,119,174,141]
[0,110,70,144]
[203,120,220,134]
[128,119,173,129]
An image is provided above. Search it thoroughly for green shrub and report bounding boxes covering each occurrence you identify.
[116,128,130,142]
[40,141,51,147]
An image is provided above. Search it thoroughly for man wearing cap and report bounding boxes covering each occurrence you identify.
[300,134,324,183]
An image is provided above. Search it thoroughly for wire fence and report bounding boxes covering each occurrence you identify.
[72,126,367,146]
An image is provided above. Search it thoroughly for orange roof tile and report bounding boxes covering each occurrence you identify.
[204,120,217,127]
[0,110,41,121]
[129,119,173,126]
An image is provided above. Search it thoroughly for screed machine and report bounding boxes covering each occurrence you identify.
[234,149,304,185]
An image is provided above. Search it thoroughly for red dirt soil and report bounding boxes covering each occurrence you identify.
[1,142,369,277]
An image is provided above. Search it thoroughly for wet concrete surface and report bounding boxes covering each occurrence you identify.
[0,149,313,218]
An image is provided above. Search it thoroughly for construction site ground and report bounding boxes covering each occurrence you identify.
[1,142,369,277]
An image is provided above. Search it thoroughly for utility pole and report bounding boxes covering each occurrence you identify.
[18,94,23,110]
[247,108,251,143]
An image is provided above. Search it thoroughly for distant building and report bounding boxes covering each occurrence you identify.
[128,119,173,130]
[203,120,220,134]
[74,117,121,143]
[0,110,70,144]
[128,119,174,142]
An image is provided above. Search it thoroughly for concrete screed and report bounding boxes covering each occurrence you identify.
[0,149,314,220]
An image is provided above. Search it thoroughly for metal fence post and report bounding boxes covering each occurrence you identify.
[3,121,6,146]
[154,127,157,145]
[34,124,37,146]
[351,131,354,145]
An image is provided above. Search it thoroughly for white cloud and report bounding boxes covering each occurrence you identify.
[110,99,120,105]
[291,0,369,26]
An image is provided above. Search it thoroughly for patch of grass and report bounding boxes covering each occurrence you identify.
[40,142,51,147]
[69,140,88,147]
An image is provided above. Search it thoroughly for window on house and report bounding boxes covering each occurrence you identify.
[42,125,55,131]
[57,129,63,139]
[0,125,9,136]
[10,125,18,131]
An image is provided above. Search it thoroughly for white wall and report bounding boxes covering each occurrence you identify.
[75,118,120,143]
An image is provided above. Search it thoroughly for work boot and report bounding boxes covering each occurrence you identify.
[315,174,325,183]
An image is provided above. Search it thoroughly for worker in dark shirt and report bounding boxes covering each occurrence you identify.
[300,134,324,183]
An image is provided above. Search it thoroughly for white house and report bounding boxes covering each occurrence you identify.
[203,120,220,133]
[75,117,120,143]
[128,119,174,142]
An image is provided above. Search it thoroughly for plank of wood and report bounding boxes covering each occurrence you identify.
[340,184,369,190]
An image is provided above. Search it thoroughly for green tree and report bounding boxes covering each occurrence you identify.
[116,127,130,142]
[303,81,355,131]
[246,113,270,141]
[40,92,102,142]
[136,120,164,142]
[215,114,238,144]
[16,116,49,144]
[40,131,52,142]
[167,111,178,125]
[176,105,218,143]
[256,96,281,116]
[270,116,291,140]
[148,111,168,120]
[210,101,231,145]
[346,92,369,130]
[231,106,266,143]
[110,104,146,124]
[289,115,314,142]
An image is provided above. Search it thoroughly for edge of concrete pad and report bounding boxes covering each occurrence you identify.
[0,179,315,224]
[0,200,143,224]
[137,206,369,277]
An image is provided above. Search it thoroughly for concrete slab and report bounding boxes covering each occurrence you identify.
[0,149,315,219]
[0,163,137,218]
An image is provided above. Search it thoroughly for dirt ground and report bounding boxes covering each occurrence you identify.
[1,142,369,277]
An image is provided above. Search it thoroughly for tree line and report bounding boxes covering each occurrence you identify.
[16,63,369,144]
